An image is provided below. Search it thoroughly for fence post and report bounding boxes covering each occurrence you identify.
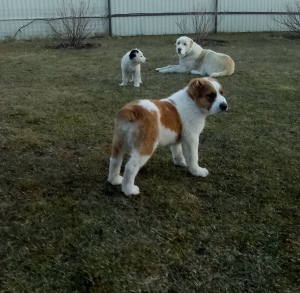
[108,0,112,36]
[214,0,218,33]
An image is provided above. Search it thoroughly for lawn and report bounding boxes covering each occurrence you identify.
[0,32,299,293]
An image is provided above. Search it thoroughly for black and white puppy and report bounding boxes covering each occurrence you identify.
[120,49,147,87]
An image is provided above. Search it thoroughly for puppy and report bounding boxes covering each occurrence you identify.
[120,49,147,87]
[156,36,235,77]
[108,77,228,196]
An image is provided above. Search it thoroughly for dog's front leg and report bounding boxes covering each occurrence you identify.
[157,65,188,73]
[181,135,209,177]
[133,65,142,87]
[170,143,187,166]
[191,69,206,75]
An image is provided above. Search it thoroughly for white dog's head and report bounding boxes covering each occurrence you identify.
[129,49,147,64]
[175,36,194,56]
[187,78,228,115]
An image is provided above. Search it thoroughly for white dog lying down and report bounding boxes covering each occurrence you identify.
[120,49,147,87]
[156,36,235,77]
[108,77,228,196]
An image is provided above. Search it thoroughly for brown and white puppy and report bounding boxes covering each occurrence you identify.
[108,77,228,195]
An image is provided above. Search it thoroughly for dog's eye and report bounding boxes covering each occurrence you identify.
[184,43,187,46]
[206,93,216,101]
[220,90,224,95]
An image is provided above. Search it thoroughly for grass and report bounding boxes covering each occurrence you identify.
[0,32,299,293]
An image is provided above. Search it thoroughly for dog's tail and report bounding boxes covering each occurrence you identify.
[111,102,140,158]
[115,102,140,123]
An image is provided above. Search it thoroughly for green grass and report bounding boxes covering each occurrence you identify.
[0,33,299,293]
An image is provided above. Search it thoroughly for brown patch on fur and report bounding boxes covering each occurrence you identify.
[187,78,217,110]
[112,101,159,157]
[151,100,182,141]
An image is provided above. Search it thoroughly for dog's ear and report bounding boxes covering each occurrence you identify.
[129,49,139,60]
[190,78,204,90]
[190,39,194,47]
[187,78,204,100]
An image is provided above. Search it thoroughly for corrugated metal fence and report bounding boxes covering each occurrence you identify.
[0,0,298,40]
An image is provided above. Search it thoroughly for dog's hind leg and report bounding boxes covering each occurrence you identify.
[122,152,151,195]
[120,72,129,86]
[108,135,125,185]
[170,143,187,166]
[209,70,230,78]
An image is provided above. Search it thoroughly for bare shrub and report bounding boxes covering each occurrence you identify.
[48,0,97,48]
[176,3,218,45]
[272,1,300,36]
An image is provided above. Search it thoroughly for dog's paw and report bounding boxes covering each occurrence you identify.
[174,157,187,167]
[190,167,209,177]
[119,83,126,86]
[134,84,140,87]
[108,175,123,185]
[155,68,161,71]
[191,70,203,75]
[122,185,140,196]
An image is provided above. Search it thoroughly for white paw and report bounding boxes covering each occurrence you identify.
[119,83,126,86]
[108,175,123,185]
[190,167,209,177]
[134,84,140,87]
[156,68,161,71]
[122,185,140,196]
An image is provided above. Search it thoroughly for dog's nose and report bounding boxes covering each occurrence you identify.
[219,103,228,111]
[178,48,181,53]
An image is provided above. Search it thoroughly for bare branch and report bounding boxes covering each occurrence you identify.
[175,2,223,45]
[271,2,300,36]
[48,0,98,48]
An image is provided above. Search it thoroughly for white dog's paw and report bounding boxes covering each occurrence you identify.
[122,185,140,196]
[119,83,126,86]
[173,157,187,167]
[134,83,140,87]
[191,70,203,75]
[108,175,123,185]
[156,68,161,71]
[190,167,209,177]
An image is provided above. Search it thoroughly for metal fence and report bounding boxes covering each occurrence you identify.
[0,0,297,40]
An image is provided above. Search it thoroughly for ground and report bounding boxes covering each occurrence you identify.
[0,32,299,292]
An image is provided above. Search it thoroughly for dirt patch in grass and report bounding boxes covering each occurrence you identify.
[0,32,299,292]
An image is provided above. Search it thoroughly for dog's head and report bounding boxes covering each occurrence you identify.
[187,78,228,114]
[175,36,194,56]
[129,49,147,64]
